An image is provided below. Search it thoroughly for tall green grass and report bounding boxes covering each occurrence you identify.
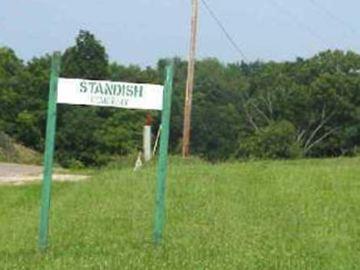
[1,157,360,269]
[0,132,42,164]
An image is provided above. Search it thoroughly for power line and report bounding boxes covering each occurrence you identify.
[200,0,248,62]
[267,0,331,48]
[307,0,359,36]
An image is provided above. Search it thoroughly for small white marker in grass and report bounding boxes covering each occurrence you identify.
[134,151,143,171]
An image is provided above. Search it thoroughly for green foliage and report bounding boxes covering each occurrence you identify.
[62,30,109,80]
[0,31,359,166]
[190,59,245,160]
[238,120,302,159]
[0,47,25,132]
[54,30,110,166]
[1,158,360,268]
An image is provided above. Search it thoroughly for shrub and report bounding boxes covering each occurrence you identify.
[238,120,302,159]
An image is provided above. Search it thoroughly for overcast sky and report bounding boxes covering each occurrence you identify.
[1,0,360,66]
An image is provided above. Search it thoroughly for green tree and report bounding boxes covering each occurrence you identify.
[57,30,110,166]
[0,47,24,132]
[15,55,52,150]
[62,30,109,79]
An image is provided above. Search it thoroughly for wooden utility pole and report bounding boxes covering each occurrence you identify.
[182,0,199,157]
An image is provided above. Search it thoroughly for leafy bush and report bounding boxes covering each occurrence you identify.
[238,120,302,159]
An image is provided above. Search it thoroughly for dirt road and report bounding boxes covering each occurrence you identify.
[0,162,88,185]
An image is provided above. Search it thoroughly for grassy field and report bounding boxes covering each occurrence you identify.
[1,157,360,269]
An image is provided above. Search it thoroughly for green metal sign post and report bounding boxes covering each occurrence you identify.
[153,62,174,245]
[38,52,61,251]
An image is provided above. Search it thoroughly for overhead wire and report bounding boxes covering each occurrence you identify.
[307,0,359,36]
[199,0,351,62]
[266,0,331,48]
[200,0,248,62]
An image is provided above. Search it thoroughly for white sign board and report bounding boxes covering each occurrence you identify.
[57,78,164,110]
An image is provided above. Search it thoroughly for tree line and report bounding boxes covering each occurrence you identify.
[0,30,359,167]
